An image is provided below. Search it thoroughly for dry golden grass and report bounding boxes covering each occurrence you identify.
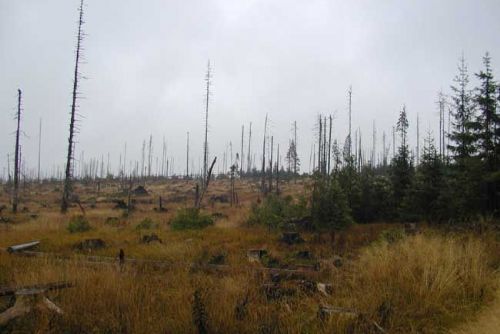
[0,179,498,333]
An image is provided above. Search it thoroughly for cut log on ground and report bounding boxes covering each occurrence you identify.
[6,241,40,253]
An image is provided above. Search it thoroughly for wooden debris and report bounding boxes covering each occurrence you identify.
[317,283,333,296]
[247,249,267,263]
[0,281,72,297]
[318,305,358,321]
[0,282,72,326]
[7,241,40,253]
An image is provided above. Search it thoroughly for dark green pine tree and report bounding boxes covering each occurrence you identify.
[311,174,353,230]
[391,105,413,218]
[475,53,498,162]
[475,52,499,212]
[413,133,445,222]
[448,55,477,161]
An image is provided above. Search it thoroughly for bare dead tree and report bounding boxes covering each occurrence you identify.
[123,142,127,176]
[276,144,280,194]
[372,120,376,166]
[7,154,11,183]
[37,118,42,183]
[293,120,298,176]
[416,113,420,165]
[328,116,332,174]
[141,139,145,179]
[318,115,322,173]
[323,116,328,175]
[382,131,387,167]
[61,0,85,213]
[268,135,273,193]
[186,131,189,178]
[147,134,153,178]
[247,122,252,174]
[392,126,396,158]
[12,89,22,213]
[240,124,244,176]
[203,61,211,187]
[261,114,268,193]
[161,137,166,177]
[348,86,353,158]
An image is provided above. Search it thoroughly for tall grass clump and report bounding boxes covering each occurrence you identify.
[171,208,213,230]
[67,215,91,233]
[342,234,496,333]
[135,217,157,230]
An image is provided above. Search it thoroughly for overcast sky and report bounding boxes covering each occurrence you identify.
[1,0,499,178]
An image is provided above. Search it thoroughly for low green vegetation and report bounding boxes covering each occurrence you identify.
[135,217,157,230]
[67,215,91,233]
[170,208,214,230]
[247,194,307,229]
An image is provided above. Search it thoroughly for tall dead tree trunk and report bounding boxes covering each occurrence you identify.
[203,61,211,188]
[186,131,189,178]
[61,0,84,213]
[141,140,145,179]
[276,144,280,194]
[240,124,244,176]
[323,116,328,175]
[37,118,42,183]
[147,134,153,178]
[261,114,268,194]
[12,89,22,213]
[392,126,396,158]
[123,142,127,177]
[247,122,252,174]
[348,86,352,159]
[416,113,420,165]
[328,116,332,174]
[293,121,298,176]
[268,136,273,193]
[372,120,376,166]
[318,116,322,173]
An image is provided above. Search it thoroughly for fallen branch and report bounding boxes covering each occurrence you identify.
[0,281,73,297]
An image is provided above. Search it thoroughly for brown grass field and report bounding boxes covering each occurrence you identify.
[0,178,498,333]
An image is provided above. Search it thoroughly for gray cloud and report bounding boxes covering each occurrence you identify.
[1,0,499,178]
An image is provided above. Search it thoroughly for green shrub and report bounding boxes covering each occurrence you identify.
[67,215,91,233]
[171,208,213,230]
[247,194,308,229]
[135,217,157,230]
